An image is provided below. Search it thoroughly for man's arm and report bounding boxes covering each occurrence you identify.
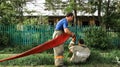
[64,28,76,41]
[64,28,75,37]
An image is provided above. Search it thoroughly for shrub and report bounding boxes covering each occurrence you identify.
[83,26,113,50]
[0,32,10,47]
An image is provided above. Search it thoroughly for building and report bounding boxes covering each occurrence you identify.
[24,0,100,26]
[48,15,99,26]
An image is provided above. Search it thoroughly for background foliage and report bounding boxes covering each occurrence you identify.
[83,26,114,50]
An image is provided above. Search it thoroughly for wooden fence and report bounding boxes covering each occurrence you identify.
[0,24,120,46]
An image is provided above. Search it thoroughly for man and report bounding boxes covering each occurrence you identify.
[69,39,90,63]
[53,12,75,67]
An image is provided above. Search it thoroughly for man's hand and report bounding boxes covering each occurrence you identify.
[71,33,76,42]
[71,33,75,37]
[64,28,76,41]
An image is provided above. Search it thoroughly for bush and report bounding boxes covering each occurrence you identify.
[83,26,113,50]
[0,32,10,47]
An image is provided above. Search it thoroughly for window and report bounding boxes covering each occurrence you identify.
[82,21,89,26]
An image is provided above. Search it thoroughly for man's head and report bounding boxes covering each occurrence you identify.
[66,12,74,22]
[78,39,84,44]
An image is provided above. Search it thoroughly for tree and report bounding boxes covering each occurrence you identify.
[44,0,100,26]
[98,0,102,24]
[45,0,77,26]
[0,0,28,24]
[45,0,120,27]
[103,0,120,29]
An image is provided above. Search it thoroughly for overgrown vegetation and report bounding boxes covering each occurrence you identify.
[0,48,119,67]
[83,26,117,50]
[0,36,119,66]
[0,32,10,47]
[0,0,28,24]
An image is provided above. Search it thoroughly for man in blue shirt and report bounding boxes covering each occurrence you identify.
[53,12,76,67]
[55,18,68,31]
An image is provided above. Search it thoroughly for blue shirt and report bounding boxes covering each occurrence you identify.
[55,18,68,31]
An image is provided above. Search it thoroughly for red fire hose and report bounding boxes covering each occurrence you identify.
[0,33,70,62]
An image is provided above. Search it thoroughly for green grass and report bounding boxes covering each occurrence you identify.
[0,45,120,67]
[0,54,54,65]
[0,64,119,67]
[0,45,54,54]
[0,48,120,67]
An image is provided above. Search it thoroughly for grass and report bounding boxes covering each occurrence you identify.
[0,64,119,67]
[0,45,120,67]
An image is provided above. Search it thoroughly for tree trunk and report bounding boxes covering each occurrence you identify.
[106,0,110,27]
[73,0,77,26]
[98,0,102,25]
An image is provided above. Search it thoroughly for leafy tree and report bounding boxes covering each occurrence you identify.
[44,0,120,26]
[95,0,120,38]
[0,0,27,24]
[44,0,80,26]
[44,0,102,26]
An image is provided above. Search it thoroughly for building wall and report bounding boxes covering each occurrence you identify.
[48,16,99,26]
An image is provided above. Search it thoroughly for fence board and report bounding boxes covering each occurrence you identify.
[0,24,120,46]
